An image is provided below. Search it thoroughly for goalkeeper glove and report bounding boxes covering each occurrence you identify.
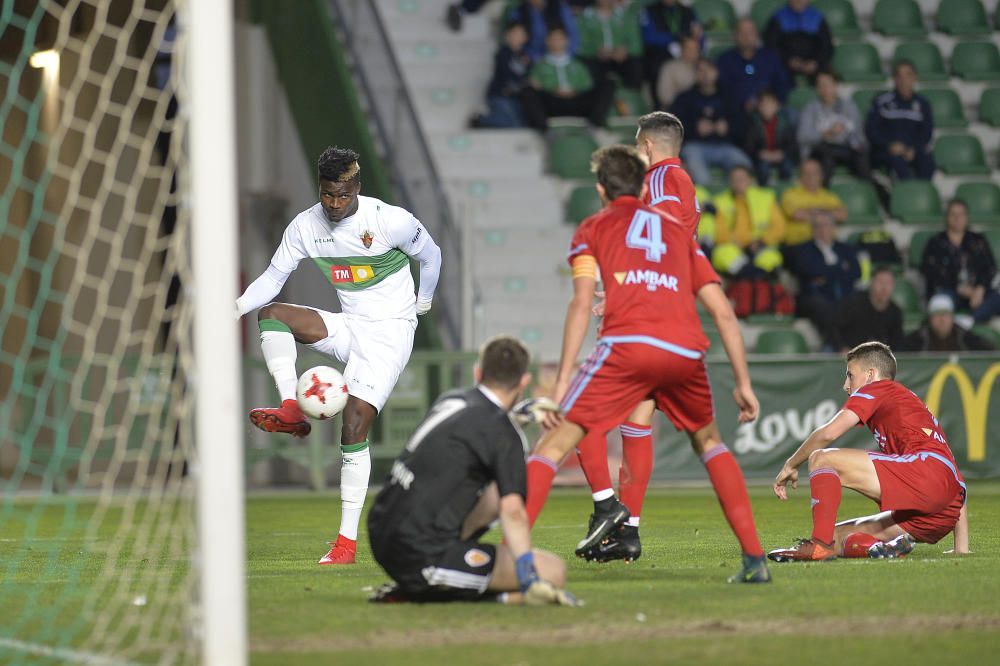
[514,552,539,593]
[416,298,432,315]
[511,397,561,426]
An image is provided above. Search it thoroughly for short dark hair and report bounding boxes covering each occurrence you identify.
[637,111,684,146]
[317,146,361,184]
[590,145,645,200]
[893,59,916,76]
[815,69,839,83]
[479,336,530,390]
[846,341,897,380]
[871,265,895,280]
[947,198,969,214]
[759,88,779,102]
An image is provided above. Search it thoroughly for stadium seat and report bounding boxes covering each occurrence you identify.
[755,329,809,355]
[980,88,1000,126]
[787,86,815,111]
[955,182,1000,225]
[920,88,965,129]
[892,43,948,83]
[832,43,883,83]
[813,0,861,39]
[933,135,990,176]
[891,181,942,225]
[971,325,1000,348]
[566,185,601,224]
[549,134,599,179]
[985,229,1000,265]
[907,229,936,269]
[705,327,726,358]
[936,0,991,36]
[851,88,881,115]
[951,42,1000,81]
[891,279,922,317]
[750,0,785,31]
[872,0,925,37]
[612,87,651,118]
[693,0,737,38]
[830,182,882,226]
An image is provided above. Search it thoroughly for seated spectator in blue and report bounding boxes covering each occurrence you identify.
[639,0,703,104]
[470,23,532,128]
[507,0,581,61]
[578,0,643,90]
[901,294,994,352]
[763,0,833,82]
[743,89,797,185]
[717,18,791,140]
[790,212,860,350]
[865,60,935,181]
[797,70,870,186]
[921,199,1000,324]
[672,58,752,185]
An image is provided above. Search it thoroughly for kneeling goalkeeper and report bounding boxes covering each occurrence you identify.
[367,336,576,605]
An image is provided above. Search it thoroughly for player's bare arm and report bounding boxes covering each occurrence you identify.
[773,409,860,500]
[946,503,970,555]
[697,282,758,423]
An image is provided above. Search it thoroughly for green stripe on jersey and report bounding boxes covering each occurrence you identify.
[258,319,292,334]
[312,249,409,291]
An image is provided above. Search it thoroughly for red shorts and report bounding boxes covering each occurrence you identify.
[561,337,714,435]
[869,451,967,544]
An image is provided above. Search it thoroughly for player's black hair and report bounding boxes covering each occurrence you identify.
[317,146,361,184]
[590,145,645,200]
[637,111,684,147]
[846,342,897,380]
[479,336,530,390]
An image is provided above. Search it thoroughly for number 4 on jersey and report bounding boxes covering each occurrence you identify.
[626,210,667,261]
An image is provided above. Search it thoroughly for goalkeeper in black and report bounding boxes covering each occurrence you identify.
[367,336,576,605]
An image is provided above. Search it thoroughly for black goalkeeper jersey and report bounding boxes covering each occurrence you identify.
[367,387,528,566]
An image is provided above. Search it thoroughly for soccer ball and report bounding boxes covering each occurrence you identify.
[296,366,349,420]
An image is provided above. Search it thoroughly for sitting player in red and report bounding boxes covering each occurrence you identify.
[770,341,969,561]
[525,144,770,583]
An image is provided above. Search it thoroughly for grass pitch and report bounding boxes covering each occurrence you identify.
[249,482,1000,666]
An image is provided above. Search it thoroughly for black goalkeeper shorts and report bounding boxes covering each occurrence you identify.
[375,539,498,602]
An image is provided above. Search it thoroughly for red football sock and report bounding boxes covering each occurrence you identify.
[525,455,558,527]
[701,444,763,557]
[842,531,880,558]
[619,422,653,522]
[575,429,613,497]
[809,467,842,546]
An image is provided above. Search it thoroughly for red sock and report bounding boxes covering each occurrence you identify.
[525,455,558,527]
[619,422,653,521]
[575,429,613,497]
[842,532,879,558]
[701,445,763,557]
[809,467,842,545]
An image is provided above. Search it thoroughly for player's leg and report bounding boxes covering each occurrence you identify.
[525,419,588,527]
[834,512,911,558]
[250,303,331,437]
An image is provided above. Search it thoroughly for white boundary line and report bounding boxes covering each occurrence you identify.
[0,637,143,666]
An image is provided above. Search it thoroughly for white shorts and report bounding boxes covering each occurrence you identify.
[306,310,416,412]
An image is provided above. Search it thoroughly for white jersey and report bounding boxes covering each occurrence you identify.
[270,196,434,322]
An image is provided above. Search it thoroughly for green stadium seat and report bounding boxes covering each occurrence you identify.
[983,229,1000,265]
[892,279,922,317]
[933,134,990,176]
[611,88,651,118]
[971,326,1000,349]
[787,86,815,111]
[893,43,948,83]
[872,0,925,37]
[955,182,1000,225]
[951,42,1000,81]
[891,181,942,225]
[851,88,881,115]
[921,88,965,129]
[549,134,599,179]
[980,88,1000,126]
[750,0,785,31]
[833,43,883,83]
[755,329,809,355]
[937,0,991,36]
[705,327,726,359]
[566,185,601,224]
[693,0,737,38]
[830,182,882,226]
[907,229,937,269]
[813,0,861,39]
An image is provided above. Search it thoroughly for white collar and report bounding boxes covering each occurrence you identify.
[477,384,506,410]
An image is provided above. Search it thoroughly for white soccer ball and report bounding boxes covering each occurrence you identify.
[296,366,349,420]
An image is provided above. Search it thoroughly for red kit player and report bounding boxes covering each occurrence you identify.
[525,145,770,583]
[770,341,969,561]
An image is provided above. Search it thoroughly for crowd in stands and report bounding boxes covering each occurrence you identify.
[451,0,998,352]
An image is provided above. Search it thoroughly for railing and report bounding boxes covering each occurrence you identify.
[327,0,464,349]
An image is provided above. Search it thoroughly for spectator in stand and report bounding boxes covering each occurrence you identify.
[743,89,797,186]
[780,158,847,246]
[797,70,870,186]
[521,27,615,131]
[639,0,703,104]
[672,58,753,185]
[656,35,699,108]
[578,0,643,90]
[865,60,935,181]
[470,23,532,128]
[790,212,860,350]
[507,0,581,61]
[921,199,1000,324]
[716,18,791,140]
[836,266,904,351]
[711,165,787,276]
[901,294,995,352]
[763,0,833,82]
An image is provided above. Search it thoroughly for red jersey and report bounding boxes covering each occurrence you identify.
[569,196,708,354]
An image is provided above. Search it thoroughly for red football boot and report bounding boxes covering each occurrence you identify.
[767,538,837,562]
[318,534,357,565]
[249,399,311,438]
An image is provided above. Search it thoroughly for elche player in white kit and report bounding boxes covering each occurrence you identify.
[235,146,442,564]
